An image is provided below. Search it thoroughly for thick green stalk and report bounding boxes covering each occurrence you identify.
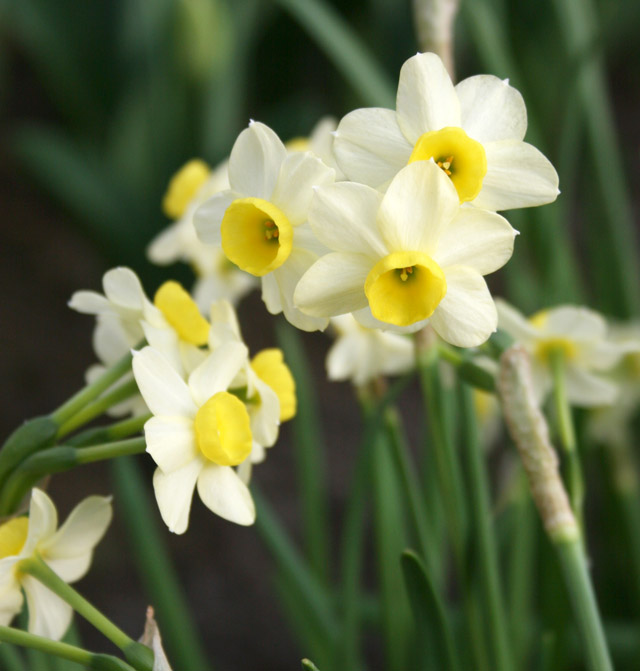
[275,321,330,585]
[110,457,212,671]
[459,384,513,671]
[17,555,153,671]
[549,349,584,522]
[67,413,151,447]
[50,350,134,427]
[271,0,395,107]
[56,379,140,439]
[555,540,613,671]
[0,438,146,515]
[0,626,136,671]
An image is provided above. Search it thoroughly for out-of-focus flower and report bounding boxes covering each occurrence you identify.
[334,52,559,210]
[132,343,255,532]
[325,314,414,386]
[150,159,256,312]
[194,121,335,331]
[295,160,517,346]
[287,117,345,180]
[0,489,112,640]
[496,300,638,406]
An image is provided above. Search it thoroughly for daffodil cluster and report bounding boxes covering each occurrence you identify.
[181,51,558,347]
[70,269,296,532]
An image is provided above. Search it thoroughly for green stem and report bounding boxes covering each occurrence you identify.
[549,349,584,522]
[56,379,140,440]
[0,641,26,671]
[437,343,496,392]
[459,384,513,671]
[275,320,330,586]
[50,350,134,427]
[271,0,395,107]
[17,555,154,671]
[0,626,136,671]
[109,457,213,671]
[67,414,151,447]
[554,540,613,671]
[0,439,146,515]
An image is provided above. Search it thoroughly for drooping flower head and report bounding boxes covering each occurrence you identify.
[496,300,638,406]
[334,52,559,211]
[194,121,335,331]
[295,160,517,346]
[0,489,112,640]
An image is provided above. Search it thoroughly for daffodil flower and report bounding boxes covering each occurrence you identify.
[333,51,559,210]
[0,489,112,641]
[149,159,257,311]
[496,300,638,406]
[294,160,517,347]
[194,121,335,331]
[132,343,255,532]
[326,314,415,387]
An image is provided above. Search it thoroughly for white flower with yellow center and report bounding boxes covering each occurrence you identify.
[0,489,112,640]
[496,300,636,406]
[149,159,257,311]
[334,52,559,210]
[194,121,335,331]
[326,314,414,386]
[294,160,517,346]
[208,300,296,467]
[132,342,255,532]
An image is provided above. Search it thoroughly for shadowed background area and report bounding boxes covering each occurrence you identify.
[1,0,639,668]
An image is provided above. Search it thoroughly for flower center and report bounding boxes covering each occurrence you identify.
[364,252,447,327]
[251,348,297,422]
[0,517,29,559]
[162,159,210,219]
[408,127,487,203]
[194,391,253,466]
[221,198,293,277]
[535,338,577,364]
[154,281,210,346]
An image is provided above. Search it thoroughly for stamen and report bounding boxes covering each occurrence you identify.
[264,220,279,241]
[437,155,454,175]
[399,266,414,282]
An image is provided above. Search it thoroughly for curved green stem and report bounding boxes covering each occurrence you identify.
[57,379,140,440]
[67,413,151,447]
[17,555,153,671]
[0,625,136,671]
[50,350,135,427]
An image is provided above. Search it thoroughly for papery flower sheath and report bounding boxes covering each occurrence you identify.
[194,121,335,331]
[295,160,517,346]
[0,489,112,640]
[333,51,559,211]
[496,300,638,406]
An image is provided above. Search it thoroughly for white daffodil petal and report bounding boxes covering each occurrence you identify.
[193,190,236,246]
[565,366,619,407]
[261,273,283,315]
[473,140,559,211]
[132,348,196,418]
[45,555,92,586]
[93,315,135,364]
[21,489,58,557]
[495,298,539,342]
[197,464,256,526]
[22,575,73,641]
[308,182,386,257]
[271,152,335,226]
[103,267,147,310]
[248,376,280,448]
[352,305,429,334]
[68,291,110,314]
[326,332,361,382]
[544,305,607,341]
[429,267,497,347]
[188,341,248,405]
[455,75,527,143]
[152,460,203,534]
[334,107,411,188]
[41,496,111,565]
[144,416,198,473]
[140,321,183,375]
[378,161,459,253]
[0,575,22,626]
[585,340,631,371]
[396,52,461,140]
[435,208,517,274]
[228,122,287,199]
[295,252,371,318]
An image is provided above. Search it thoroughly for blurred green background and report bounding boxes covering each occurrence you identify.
[0,0,639,668]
